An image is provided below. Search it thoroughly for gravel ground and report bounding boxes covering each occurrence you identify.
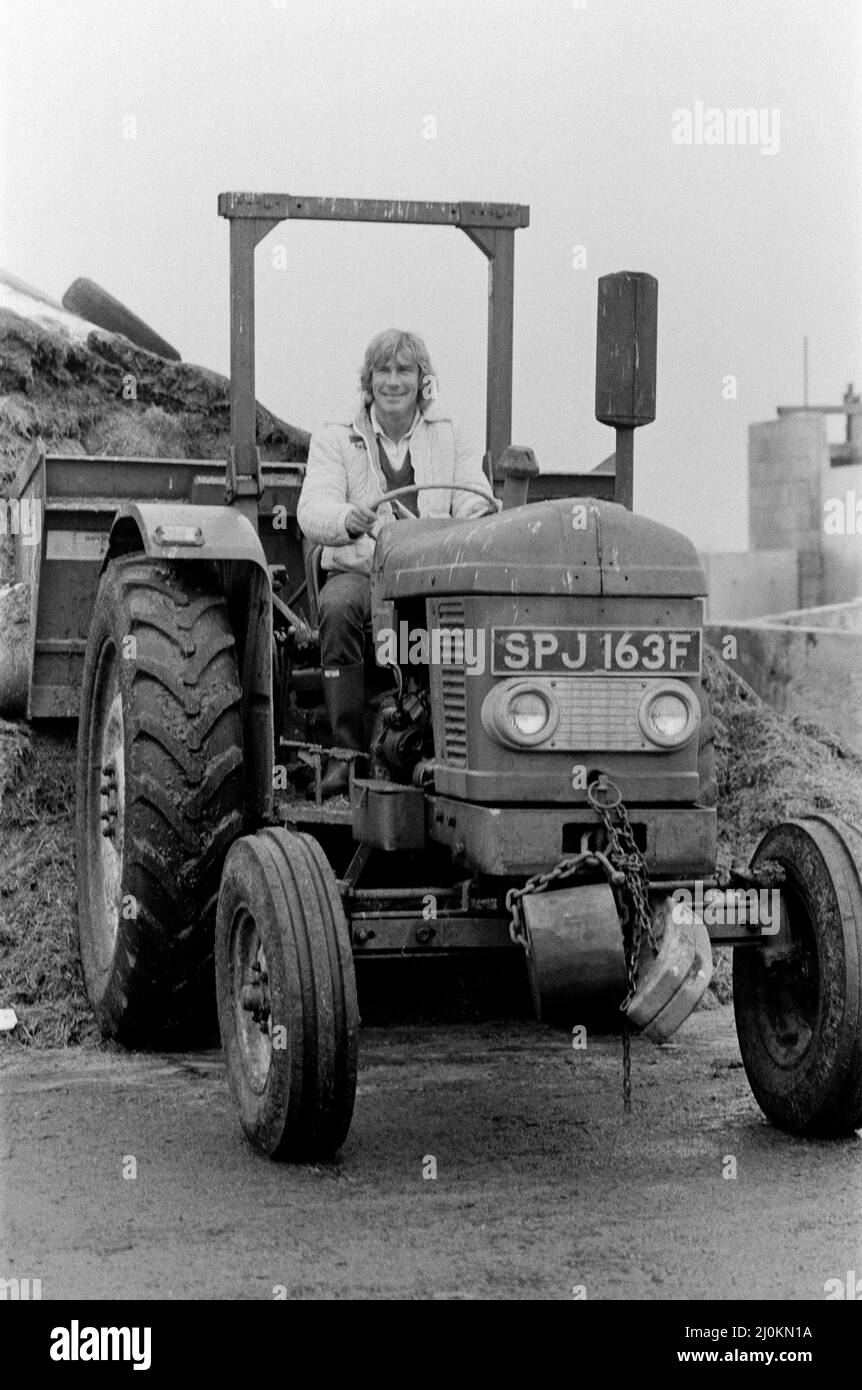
[2,1009,860,1300]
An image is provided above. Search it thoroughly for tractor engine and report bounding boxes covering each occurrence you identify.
[371,679,432,783]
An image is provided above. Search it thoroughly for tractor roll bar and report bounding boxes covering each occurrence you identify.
[217,193,530,507]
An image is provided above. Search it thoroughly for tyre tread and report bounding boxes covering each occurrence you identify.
[76,555,244,1044]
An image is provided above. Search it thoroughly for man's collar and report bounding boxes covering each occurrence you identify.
[351,402,450,436]
[370,403,421,443]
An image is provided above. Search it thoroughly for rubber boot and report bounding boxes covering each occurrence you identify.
[310,663,366,800]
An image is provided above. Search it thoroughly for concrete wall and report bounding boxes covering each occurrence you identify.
[705,618,862,755]
[820,455,862,603]
[700,549,799,622]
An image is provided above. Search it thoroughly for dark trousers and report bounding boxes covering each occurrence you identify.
[318,571,372,669]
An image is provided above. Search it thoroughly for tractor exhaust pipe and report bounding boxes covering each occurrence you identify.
[595,271,658,511]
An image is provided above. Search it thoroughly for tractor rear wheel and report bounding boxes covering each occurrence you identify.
[76,555,244,1045]
[733,816,862,1135]
[216,827,359,1159]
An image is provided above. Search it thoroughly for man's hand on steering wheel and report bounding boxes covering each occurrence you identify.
[345,504,379,538]
[343,483,499,541]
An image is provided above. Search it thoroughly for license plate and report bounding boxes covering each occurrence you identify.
[491,627,701,676]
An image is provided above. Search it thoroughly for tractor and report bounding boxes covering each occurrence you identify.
[14,192,862,1157]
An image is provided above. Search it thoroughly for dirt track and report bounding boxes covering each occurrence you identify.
[2,1006,860,1301]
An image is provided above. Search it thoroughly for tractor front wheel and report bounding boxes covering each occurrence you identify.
[216,827,359,1159]
[76,555,244,1045]
[733,816,862,1136]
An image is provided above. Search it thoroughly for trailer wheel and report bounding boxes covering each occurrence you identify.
[733,816,862,1135]
[216,827,359,1159]
[76,555,244,1045]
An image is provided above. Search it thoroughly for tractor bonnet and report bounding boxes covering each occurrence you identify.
[372,497,707,599]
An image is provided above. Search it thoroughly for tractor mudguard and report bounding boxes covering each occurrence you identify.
[102,502,271,575]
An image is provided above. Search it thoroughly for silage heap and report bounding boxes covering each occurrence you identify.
[0,287,307,1044]
[1,292,861,1045]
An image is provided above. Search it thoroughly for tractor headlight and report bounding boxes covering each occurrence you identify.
[481,681,560,748]
[637,683,699,748]
[508,691,550,738]
[645,693,688,738]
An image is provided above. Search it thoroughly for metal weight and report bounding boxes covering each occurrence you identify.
[625,896,713,1042]
[521,881,627,1022]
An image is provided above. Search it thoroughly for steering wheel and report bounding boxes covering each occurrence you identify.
[328,482,501,547]
[369,481,501,518]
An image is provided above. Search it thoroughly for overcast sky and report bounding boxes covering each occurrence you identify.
[1,0,859,549]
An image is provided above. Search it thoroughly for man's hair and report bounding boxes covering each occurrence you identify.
[359,329,437,412]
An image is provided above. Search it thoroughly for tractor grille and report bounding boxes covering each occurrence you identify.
[437,598,467,767]
[542,677,654,751]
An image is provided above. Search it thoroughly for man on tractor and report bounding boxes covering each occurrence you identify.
[297,328,495,797]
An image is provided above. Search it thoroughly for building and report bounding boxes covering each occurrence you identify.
[702,385,862,621]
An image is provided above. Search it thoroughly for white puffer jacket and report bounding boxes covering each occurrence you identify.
[297,404,494,574]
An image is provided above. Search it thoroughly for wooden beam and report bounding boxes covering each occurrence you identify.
[218,192,529,229]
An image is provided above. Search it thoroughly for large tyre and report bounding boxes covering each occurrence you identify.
[62,277,181,360]
[216,827,359,1160]
[733,816,862,1135]
[76,555,244,1045]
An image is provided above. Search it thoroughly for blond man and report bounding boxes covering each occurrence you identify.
[297,329,493,797]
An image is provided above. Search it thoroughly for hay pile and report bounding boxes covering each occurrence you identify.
[704,647,862,864]
[0,301,309,486]
[0,286,309,1046]
[0,719,85,1045]
[0,295,309,583]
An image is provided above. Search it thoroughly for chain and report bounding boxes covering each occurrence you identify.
[505,776,658,1111]
[505,849,624,946]
[588,780,659,994]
